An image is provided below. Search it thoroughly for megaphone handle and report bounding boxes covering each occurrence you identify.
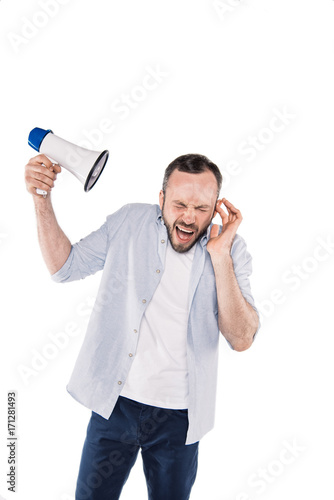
[35,161,55,198]
[36,188,48,198]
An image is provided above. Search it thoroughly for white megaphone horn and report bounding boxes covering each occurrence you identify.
[28,127,109,195]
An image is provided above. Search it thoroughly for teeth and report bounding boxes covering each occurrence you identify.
[177,226,193,234]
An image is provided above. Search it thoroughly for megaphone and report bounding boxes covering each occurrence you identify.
[28,127,109,195]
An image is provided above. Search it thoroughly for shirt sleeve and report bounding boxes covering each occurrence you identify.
[51,204,129,283]
[225,234,261,349]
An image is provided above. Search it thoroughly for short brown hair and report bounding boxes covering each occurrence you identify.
[162,153,222,196]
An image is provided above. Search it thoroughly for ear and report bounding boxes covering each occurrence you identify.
[213,199,223,218]
[159,190,164,210]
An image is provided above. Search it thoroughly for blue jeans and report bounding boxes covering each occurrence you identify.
[75,396,199,500]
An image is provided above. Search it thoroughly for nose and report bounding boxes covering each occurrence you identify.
[182,207,196,225]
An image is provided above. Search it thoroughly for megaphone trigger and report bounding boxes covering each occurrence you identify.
[36,188,48,198]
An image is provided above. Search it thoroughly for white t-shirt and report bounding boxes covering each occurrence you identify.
[120,240,196,409]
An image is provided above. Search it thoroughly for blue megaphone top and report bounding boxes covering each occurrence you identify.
[28,127,53,152]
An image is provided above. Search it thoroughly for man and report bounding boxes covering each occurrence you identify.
[25,152,260,500]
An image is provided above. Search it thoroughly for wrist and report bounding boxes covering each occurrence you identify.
[33,192,52,210]
[209,249,232,265]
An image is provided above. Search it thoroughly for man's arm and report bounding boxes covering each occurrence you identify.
[207,198,259,352]
[209,251,259,351]
[25,154,71,274]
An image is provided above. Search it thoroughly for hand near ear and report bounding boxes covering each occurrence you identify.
[207,198,243,256]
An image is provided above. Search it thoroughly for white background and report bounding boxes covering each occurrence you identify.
[0,0,333,499]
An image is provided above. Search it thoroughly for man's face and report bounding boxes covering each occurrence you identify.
[159,169,219,253]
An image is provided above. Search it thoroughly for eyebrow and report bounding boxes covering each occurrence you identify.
[173,200,211,209]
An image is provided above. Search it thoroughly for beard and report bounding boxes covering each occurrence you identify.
[161,201,214,254]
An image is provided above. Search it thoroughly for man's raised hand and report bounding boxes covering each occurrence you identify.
[25,154,61,198]
[207,198,243,256]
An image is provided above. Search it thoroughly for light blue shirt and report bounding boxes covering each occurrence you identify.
[52,203,260,445]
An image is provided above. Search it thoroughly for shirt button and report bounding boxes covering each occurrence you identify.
[142,299,146,304]
[118,381,122,385]
[161,239,165,244]
[134,329,138,333]
[129,353,133,357]
[156,269,160,274]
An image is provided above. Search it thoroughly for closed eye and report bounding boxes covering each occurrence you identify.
[173,202,210,212]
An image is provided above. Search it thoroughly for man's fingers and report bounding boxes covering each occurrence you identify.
[33,163,59,180]
[25,171,54,192]
[30,154,62,173]
[49,163,62,174]
[28,154,62,174]
[31,159,61,174]
[222,198,241,214]
[25,164,56,187]
[222,198,242,221]
[210,224,220,239]
[29,154,54,169]
[215,198,243,227]
[215,200,229,221]
[31,169,55,187]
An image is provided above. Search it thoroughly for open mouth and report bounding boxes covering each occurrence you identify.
[175,225,195,243]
